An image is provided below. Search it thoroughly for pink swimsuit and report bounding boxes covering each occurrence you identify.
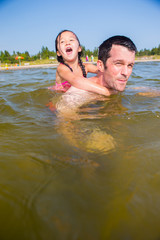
[48,80,71,92]
[48,63,73,92]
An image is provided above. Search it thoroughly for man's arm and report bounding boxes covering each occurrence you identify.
[84,63,98,74]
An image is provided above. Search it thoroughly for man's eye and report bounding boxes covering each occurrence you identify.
[128,64,134,68]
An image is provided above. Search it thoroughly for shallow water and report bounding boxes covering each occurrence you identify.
[0,62,160,240]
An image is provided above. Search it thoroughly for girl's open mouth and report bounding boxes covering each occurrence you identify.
[66,47,73,55]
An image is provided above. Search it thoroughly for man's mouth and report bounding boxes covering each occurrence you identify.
[118,79,127,83]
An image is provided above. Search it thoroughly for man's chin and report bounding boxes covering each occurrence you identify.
[119,88,125,92]
[116,85,126,92]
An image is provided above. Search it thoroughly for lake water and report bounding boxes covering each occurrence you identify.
[0,62,160,240]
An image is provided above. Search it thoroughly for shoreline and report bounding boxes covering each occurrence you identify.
[135,59,160,62]
[0,59,160,71]
[0,63,58,71]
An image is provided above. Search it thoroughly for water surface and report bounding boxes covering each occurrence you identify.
[0,62,160,240]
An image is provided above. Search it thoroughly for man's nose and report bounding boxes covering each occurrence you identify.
[121,65,128,76]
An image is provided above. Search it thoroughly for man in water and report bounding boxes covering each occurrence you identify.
[56,35,137,116]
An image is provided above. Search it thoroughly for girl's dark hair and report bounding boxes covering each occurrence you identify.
[55,30,86,77]
[98,35,137,67]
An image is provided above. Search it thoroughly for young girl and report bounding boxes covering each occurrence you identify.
[48,30,113,96]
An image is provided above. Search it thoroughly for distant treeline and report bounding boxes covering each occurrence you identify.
[136,44,160,56]
[0,44,160,63]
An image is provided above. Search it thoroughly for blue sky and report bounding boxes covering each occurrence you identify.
[0,0,160,55]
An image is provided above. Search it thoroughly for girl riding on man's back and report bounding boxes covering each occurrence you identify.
[48,30,113,96]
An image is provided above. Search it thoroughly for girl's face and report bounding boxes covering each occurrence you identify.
[56,31,81,62]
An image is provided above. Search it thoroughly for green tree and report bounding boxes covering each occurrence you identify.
[85,49,93,57]
[3,50,11,63]
[81,45,86,57]
[41,46,50,59]
[24,51,30,61]
[93,47,98,57]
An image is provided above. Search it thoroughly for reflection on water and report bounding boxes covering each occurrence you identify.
[0,63,160,239]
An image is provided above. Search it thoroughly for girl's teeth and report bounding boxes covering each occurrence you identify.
[66,48,72,52]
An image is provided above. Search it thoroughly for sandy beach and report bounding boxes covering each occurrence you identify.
[0,59,160,71]
[135,58,160,62]
[0,63,59,71]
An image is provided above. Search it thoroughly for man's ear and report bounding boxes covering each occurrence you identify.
[97,60,105,72]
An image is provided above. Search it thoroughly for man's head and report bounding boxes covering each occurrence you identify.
[97,35,137,92]
[98,35,137,66]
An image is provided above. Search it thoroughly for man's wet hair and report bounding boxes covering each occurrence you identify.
[98,35,137,66]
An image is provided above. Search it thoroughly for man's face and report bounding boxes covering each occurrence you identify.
[102,44,135,92]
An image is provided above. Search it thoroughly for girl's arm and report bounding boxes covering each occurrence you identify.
[84,63,98,74]
[57,64,114,96]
